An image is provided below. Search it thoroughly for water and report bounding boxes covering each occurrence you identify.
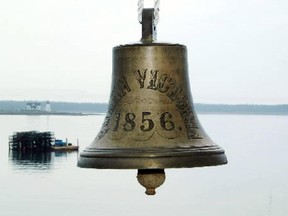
[0,114,287,216]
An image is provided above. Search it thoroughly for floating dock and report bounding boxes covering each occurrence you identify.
[9,131,78,151]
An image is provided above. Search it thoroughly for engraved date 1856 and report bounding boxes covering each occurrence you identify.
[111,112,176,132]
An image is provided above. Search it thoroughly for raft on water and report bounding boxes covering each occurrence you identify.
[9,131,78,151]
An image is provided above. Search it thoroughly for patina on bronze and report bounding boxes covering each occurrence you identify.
[78,9,227,194]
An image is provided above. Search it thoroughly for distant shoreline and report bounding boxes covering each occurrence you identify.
[0,110,287,116]
[0,110,102,116]
[195,111,288,116]
[0,100,288,116]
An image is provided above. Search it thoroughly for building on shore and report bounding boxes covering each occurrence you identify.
[26,102,41,111]
[25,101,51,112]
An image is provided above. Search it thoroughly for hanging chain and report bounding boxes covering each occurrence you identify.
[138,0,160,24]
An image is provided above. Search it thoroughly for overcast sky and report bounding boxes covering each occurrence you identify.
[0,0,287,104]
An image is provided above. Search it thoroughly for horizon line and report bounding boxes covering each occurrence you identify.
[0,99,287,106]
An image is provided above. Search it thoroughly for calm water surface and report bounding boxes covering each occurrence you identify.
[0,114,287,216]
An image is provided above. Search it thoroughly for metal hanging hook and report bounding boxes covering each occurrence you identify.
[140,8,157,43]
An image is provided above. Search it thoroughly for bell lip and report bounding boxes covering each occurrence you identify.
[114,41,186,49]
[77,146,228,169]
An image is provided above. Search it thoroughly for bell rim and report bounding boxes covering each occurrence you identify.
[79,145,225,157]
[77,146,227,169]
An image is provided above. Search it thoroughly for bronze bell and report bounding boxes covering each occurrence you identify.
[78,9,227,194]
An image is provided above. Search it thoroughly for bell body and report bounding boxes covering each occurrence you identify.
[78,42,227,169]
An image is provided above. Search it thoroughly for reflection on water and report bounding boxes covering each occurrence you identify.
[8,150,78,172]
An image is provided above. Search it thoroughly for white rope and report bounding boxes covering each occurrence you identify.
[154,0,160,25]
[138,0,160,25]
[138,0,144,23]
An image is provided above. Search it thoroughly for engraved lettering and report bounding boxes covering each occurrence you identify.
[123,113,136,131]
[160,112,175,131]
[147,70,158,90]
[97,67,203,140]
[140,112,154,131]
[134,69,147,88]
[167,85,182,101]
[112,113,121,131]
[96,75,131,140]
[132,68,202,139]
[181,109,202,139]
[96,116,110,140]
[157,74,170,93]
[118,75,131,94]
